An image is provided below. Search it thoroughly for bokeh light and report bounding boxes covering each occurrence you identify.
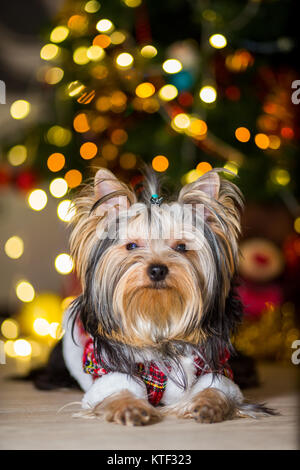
[135,82,155,98]
[110,129,128,145]
[47,153,65,172]
[271,168,290,186]
[1,319,19,339]
[162,59,182,74]
[73,113,90,133]
[44,67,64,85]
[224,161,239,176]
[64,170,82,188]
[123,0,142,7]
[14,339,32,357]
[73,46,90,65]
[158,84,178,101]
[152,155,169,172]
[96,19,114,33]
[57,200,76,222]
[84,0,101,13]
[10,100,31,120]
[115,52,134,68]
[209,33,227,49]
[55,253,74,274]
[172,113,190,130]
[47,126,72,147]
[120,152,137,169]
[8,145,27,166]
[40,44,59,61]
[294,217,300,234]
[16,281,35,303]
[199,86,217,103]
[110,31,126,45]
[196,162,212,175]
[80,142,98,160]
[87,45,105,61]
[28,189,48,211]
[33,318,49,336]
[255,133,270,149]
[49,178,68,198]
[4,236,24,260]
[93,34,111,48]
[140,45,157,58]
[235,127,251,143]
[50,26,69,43]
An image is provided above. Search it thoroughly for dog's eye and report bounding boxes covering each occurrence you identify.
[174,243,187,253]
[126,242,138,250]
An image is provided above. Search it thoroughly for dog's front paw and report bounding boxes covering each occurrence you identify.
[190,388,232,424]
[79,390,161,425]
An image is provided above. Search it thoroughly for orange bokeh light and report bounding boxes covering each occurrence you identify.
[281,127,294,139]
[255,133,270,149]
[65,170,82,188]
[93,34,111,48]
[80,142,98,160]
[110,129,128,145]
[196,162,212,174]
[47,153,65,172]
[152,155,169,172]
[73,113,90,133]
[235,127,251,143]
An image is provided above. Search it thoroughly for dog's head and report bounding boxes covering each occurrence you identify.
[69,167,243,368]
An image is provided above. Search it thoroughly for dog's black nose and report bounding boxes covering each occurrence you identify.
[147,264,169,282]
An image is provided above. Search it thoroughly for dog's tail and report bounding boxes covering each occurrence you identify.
[235,401,278,419]
[17,341,80,390]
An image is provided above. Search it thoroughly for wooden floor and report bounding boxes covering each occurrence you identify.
[0,360,299,450]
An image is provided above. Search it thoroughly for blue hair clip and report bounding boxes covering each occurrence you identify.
[150,194,163,206]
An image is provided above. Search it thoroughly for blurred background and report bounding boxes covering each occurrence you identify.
[0,0,299,372]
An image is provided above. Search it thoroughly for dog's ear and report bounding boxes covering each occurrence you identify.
[178,170,220,204]
[94,168,135,216]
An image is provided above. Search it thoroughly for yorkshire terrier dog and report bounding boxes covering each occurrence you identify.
[59,167,272,425]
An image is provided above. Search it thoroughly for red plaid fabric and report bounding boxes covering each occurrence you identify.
[82,337,233,406]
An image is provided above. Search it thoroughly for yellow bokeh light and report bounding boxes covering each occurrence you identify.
[28,189,48,211]
[55,253,74,275]
[162,59,182,74]
[110,31,126,45]
[271,168,290,186]
[199,86,217,103]
[235,127,251,143]
[152,155,169,172]
[123,0,142,7]
[115,52,134,68]
[50,26,69,43]
[8,145,27,166]
[185,169,200,184]
[158,84,178,101]
[224,161,239,176]
[140,45,157,58]
[61,296,76,311]
[4,236,24,260]
[10,100,31,120]
[73,46,90,65]
[84,0,101,13]
[135,82,155,98]
[209,34,227,49]
[33,318,49,337]
[40,44,59,61]
[47,126,72,146]
[4,340,17,358]
[57,200,76,222]
[16,281,35,303]
[87,45,105,61]
[294,217,300,234]
[96,19,114,33]
[255,133,270,150]
[1,319,19,339]
[14,339,32,357]
[49,322,64,340]
[49,178,68,198]
[172,113,191,130]
[44,67,64,85]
